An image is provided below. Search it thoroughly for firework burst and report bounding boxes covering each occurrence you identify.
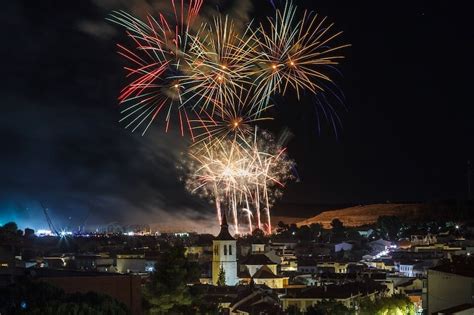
[251,2,350,109]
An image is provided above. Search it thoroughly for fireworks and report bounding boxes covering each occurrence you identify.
[108,0,203,136]
[251,1,350,109]
[110,0,348,234]
[180,15,257,114]
[184,128,295,234]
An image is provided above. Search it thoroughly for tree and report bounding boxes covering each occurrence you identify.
[286,305,303,315]
[24,228,35,238]
[277,221,289,233]
[309,223,323,238]
[0,221,22,245]
[330,219,344,236]
[297,225,313,241]
[377,216,402,240]
[306,300,354,315]
[252,228,265,239]
[217,265,226,286]
[143,244,201,314]
[0,280,129,314]
[359,294,415,315]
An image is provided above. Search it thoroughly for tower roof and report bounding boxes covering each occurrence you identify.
[215,212,235,241]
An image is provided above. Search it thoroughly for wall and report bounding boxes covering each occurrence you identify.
[427,270,474,314]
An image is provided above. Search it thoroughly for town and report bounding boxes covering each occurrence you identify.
[1,204,473,314]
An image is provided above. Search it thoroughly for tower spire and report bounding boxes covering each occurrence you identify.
[215,211,234,240]
[221,210,228,227]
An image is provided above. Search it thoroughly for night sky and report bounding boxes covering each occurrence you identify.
[1,0,473,230]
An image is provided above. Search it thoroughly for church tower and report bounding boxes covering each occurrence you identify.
[212,213,238,285]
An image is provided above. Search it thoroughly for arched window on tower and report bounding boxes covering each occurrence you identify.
[224,245,227,255]
[229,245,232,255]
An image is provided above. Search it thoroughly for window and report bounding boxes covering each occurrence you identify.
[229,245,232,255]
[224,245,227,255]
[214,245,218,255]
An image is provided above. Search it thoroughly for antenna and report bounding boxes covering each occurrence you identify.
[468,160,472,200]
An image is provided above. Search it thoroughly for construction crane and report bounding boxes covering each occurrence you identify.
[40,202,60,236]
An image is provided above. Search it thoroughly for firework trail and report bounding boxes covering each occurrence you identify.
[184,128,294,234]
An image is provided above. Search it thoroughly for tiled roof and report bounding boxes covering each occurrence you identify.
[282,282,385,300]
[242,254,276,266]
[252,265,280,279]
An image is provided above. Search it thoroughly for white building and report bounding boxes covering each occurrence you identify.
[427,261,474,314]
[212,213,238,286]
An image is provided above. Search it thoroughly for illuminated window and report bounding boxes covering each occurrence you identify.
[1,263,8,267]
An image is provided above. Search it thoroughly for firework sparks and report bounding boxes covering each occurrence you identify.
[108,0,203,136]
[251,1,350,109]
[179,15,257,114]
[184,128,295,234]
[190,87,273,145]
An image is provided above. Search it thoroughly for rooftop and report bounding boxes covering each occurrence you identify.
[282,281,385,300]
[252,265,280,279]
[214,213,235,241]
[430,260,474,278]
[241,254,276,266]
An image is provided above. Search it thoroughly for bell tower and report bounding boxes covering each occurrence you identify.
[212,212,238,285]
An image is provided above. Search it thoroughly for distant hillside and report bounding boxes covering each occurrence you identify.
[297,203,426,228]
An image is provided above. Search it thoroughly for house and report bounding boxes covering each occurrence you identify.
[251,265,288,289]
[357,228,374,238]
[240,253,278,277]
[368,239,392,255]
[334,242,353,253]
[397,260,419,277]
[240,254,288,288]
[229,283,282,315]
[411,234,437,246]
[268,241,298,272]
[365,259,396,271]
[297,258,318,274]
[397,260,435,277]
[29,268,142,315]
[317,261,350,274]
[115,253,157,274]
[427,259,474,314]
[281,281,386,312]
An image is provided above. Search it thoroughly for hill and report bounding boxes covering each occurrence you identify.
[297,203,425,228]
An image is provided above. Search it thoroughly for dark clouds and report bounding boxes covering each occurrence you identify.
[1,0,473,230]
[0,0,216,231]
